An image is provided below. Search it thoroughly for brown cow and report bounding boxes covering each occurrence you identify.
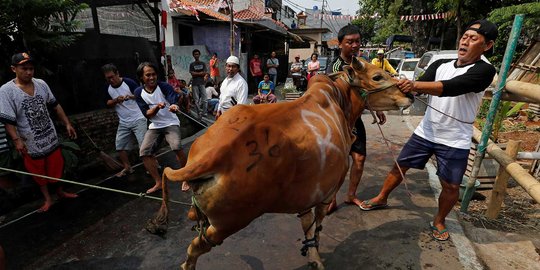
[147,57,413,270]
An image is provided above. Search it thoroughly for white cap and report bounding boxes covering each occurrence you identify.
[377,49,385,54]
[226,55,240,65]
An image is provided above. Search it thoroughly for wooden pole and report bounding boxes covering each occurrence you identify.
[472,127,540,205]
[505,81,540,104]
[485,140,521,219]
[229,0,234,56]
[461,15,524,212]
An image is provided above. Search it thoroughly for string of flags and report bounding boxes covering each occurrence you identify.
[400,11,454,21]
[313,13,380,21]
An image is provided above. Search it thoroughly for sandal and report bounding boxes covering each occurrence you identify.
[430,222,450,241]
[115,168,134,178]
[358,200,388,211]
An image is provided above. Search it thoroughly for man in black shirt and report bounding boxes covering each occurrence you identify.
[326,25,386,214]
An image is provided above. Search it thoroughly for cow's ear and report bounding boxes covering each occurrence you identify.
[351,57,364,71]
[343,65,355,83]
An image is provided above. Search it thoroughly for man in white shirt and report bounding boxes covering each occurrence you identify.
[102,63,147,177]
[134,62,187,194]
[216,56,248,119]
[360,19,498,242]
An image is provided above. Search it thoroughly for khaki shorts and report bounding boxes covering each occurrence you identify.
[139,125,183,156]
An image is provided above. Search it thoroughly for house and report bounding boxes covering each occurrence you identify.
[163,0,299,83]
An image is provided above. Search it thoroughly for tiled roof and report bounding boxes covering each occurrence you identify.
[234,9,287,31]
[170,0,287,32]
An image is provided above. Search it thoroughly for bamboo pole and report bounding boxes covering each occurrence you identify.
[505,81,540,104]
[460,15,525,212]
[486,140,521,219]
[472,127,540,205]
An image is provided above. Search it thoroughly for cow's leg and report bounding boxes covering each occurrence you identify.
[181,225,225,270]
[299,210,325,270]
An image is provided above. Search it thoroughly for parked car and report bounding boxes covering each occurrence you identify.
[414,50,489,80]
[387,58,402,71]
[303,56,329,74]
[397,58,420,79]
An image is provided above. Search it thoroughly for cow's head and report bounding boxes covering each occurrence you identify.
[341,57,413,111]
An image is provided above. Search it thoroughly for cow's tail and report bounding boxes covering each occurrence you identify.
[145,169,170,235]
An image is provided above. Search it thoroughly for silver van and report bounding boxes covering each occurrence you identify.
[414,50,489,80]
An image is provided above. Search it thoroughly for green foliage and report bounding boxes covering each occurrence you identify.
[0,0,88,57]
[488,2,540,66]
[492,101,512,141]
[505,102,525,117]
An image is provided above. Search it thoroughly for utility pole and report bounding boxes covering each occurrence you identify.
[320,0,325,28]
[228,0,234,56]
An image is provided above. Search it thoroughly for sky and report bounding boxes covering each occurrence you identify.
[286,0,360,16]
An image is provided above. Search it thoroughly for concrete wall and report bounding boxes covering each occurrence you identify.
[166,25,240,83]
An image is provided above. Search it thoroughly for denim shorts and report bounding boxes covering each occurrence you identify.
[139,125,183,156]
[397,133,470,185]
[115,118,148,150]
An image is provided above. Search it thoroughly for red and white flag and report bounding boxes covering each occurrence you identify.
[160,0,171,56]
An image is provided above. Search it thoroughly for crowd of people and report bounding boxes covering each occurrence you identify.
[0,17,499,247]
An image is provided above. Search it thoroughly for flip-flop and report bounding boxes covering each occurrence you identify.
[430,222,450,241]
[115,168,134,178]
[358,200,388,211]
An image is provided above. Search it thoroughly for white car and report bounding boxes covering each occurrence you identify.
[397,58,420,79]
[414,50,489,80]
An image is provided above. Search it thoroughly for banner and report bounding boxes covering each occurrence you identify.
[400,11,453,21]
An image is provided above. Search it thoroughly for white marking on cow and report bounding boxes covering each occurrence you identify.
[301,110,342,171]
[317,90,350,154]
[300,88,350,171]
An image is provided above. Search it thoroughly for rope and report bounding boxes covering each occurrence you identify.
[413,95,474,124]
[365,100,413,198]
[0,166,192,215]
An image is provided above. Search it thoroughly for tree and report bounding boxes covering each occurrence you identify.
[488,2,540,66]
[0,0,87,81]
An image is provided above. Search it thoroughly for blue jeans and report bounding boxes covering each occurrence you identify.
[207,98,219,112]
[192,84,207,116]
[268,73,277,86]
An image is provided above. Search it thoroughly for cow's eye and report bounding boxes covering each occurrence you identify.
[372,74,384,81]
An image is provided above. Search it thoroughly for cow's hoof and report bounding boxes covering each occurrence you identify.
[308,261,324,270]
[180,262,194,270]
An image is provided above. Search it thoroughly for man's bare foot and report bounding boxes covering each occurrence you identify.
[146,184,162,194]
[326,199,338,215]
[58,192,79,199]
[38,201,53,212]
[344,196,363,208]
[181,181,190,192]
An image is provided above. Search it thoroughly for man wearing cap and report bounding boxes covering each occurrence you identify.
[0,52,78,212]
[290,55,303,90]
[216,56,248,119]
[371,49,397,75]
[360,19,498,242]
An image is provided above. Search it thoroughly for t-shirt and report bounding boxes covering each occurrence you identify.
[134,82,180,129]
[257,80,275,95]
[189,60,207,86]
[0,78,59,158]
[290,61,303,76]
[266,58,279,75]
[250,58,262,76]
[209,58,220,77]
[107,78,145,124]
[414,59,495,149]
[205,86,218,100]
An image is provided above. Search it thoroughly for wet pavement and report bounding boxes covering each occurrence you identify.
[1,113,486,270]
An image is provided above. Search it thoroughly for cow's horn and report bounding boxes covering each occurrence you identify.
[351,56,364,71]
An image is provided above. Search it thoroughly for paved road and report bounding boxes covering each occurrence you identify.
[2,114,485,270]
